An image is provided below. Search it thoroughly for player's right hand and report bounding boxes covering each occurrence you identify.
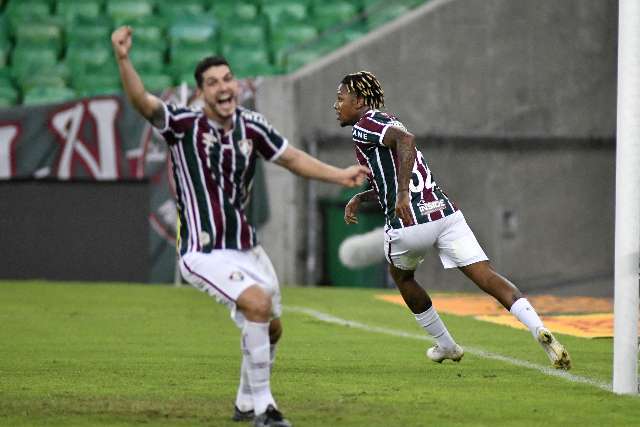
[338,165,369,188]
[395,190,414,226]
[111,26,133,60]
[344,195,361,224]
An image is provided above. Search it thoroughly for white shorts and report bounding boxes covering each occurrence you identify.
[179,245,282,328]
[384,210,488,271]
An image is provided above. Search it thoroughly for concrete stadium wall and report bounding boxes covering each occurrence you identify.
[256,0,617,294]
[288,0,618,139]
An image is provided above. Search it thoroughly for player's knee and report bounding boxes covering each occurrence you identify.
[251,296,272,320]
[238,285,272,321]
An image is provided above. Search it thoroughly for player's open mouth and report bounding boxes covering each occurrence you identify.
[217,95,233,108]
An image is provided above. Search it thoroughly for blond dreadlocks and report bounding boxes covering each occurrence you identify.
[341,70,385,109]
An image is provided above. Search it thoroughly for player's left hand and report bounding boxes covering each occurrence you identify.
[395,190,414,225]
[340,165,369,187]
[344,195,361,224]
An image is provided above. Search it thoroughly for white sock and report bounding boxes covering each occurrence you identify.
[270,344,277,371]
[235,344,278,411]
[510,298,544,338]
[235,353,253,411]
[242,321,276,415]
[415,306,457,349]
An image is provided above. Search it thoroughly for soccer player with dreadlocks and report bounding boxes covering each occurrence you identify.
[334,71,571,370]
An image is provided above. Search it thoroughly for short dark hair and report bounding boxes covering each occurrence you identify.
[194,56,231,88]
[341,70,385,109]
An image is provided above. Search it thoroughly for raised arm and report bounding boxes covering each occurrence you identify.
[111,26,165,128]
[275,145,368,187]
[382,126,416,225]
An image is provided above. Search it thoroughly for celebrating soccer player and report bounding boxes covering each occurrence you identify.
[112,26,368,427]
[335,70,571,370]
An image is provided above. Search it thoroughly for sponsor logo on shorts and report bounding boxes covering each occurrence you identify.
[417,200,446,215]
[229,271,244,281]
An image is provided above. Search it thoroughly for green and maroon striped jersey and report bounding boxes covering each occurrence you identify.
[160,102,288,255]
[352,110,457,229]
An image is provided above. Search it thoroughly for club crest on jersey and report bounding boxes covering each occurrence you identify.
[238,139,253,156]
[417,200,446,215]
[229,271,244,281]
[203,132,217,148]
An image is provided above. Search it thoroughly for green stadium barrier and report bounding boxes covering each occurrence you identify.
[282,49,322,72]
[6,0,51,32]
[313,2,358,32]
[13,19,63,53]
[22,86,76,106]
[272,23,318,51]
[0,0,424,107]
[220,22,266,49]
[106,0,153,23]
[56,0,102,25]
[66,16,113,46]
[139,72,173,93]
[262,2,308,29]
[366,3,411,28]
[65,44,112,75]
[19,67,69,93]
[0,37,10,68]
[225,48,272,78]
[321,187,386,288]
[212,2,259,22]
[157,1,204,19]
[168,45,219,83]
[130,47,165,73]
[112,15,166,45]
[10,45,58,82]
[0,84,18,107]
[168,15,218,55]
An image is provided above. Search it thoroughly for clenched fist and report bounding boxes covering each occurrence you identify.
[111,26,133,60]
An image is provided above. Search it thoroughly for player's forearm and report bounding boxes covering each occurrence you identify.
[116,56,159,120]
[279,147,345,184]
[395,134,416,193]
[355,189,377,203]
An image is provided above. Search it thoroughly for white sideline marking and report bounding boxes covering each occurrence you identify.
[286,305,614,393]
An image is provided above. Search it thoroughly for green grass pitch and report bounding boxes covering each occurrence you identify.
[1,281,639,426]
